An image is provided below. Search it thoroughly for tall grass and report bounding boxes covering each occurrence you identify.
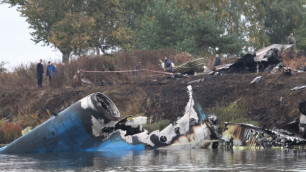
[143,119,170,133]
[206,101,258,130]
[0,49,192,90]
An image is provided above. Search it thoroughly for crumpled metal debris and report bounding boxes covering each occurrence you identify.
[103,85,220,150]
[226,48,280,73]
[203,66,212,74]
[81,78,95,86]
[280,101,306,139]
[254,44,294,62]
[300,66,306,71]
[188,78,204,84]
[221,122,306,149]
[216,44,294,74]
[291,85,306,91]
[282,67,292,75]
[250,76,262,84]
[172,73,188,78]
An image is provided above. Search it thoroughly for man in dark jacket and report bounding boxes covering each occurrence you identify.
[36,59,44,88]
[164,57,173,72]
[46,61,57,85]
[214,54,222,67]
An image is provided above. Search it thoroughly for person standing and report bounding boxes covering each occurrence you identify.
[164,57,173,73]
[214,54,222,67]
[46,61,57,85]
[287,33,296,51]
[36,59,44,88]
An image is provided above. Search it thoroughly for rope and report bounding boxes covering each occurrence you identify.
[80,69,173,75]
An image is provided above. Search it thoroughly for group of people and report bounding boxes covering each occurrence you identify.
[36,60,57,88]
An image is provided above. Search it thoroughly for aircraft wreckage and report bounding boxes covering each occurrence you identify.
[0,85,305,154]
[0,85,219,154]
[214,44,296,74]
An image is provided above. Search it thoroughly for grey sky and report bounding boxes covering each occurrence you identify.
[0,4,61,71]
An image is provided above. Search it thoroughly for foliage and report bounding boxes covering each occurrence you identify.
[193,13,244,54]
[263,0,304,44]
[4,0,131,62]
[85,0,134,54]
[136,0,195,52]
[2,0,305,58]
[136,0,244,55]
[0,61,6,73]
[121,0,154,30]
[296,11,306,50]
[49,13,95,60]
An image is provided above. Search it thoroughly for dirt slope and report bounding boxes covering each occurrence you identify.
[0,50,305,131]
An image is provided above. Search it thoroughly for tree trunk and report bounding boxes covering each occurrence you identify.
[62,52,70,63]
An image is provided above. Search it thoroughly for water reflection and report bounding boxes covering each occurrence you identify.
[1,149,306,171]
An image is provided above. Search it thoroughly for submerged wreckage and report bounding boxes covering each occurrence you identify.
[0,85,305,154]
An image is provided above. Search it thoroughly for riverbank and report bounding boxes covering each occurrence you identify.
[0,50,305,144]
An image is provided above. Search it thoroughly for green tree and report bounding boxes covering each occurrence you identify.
[136,0,195,52]
[3,0,132,61]
[244,0,304,49]
[296,11,306,50]
[0,61,7,73]
[193,13,244,55]
[263,0,304,44]
[49,13,95,59]
[85,0,134,54]
[6,0,90,62]
[122,0,154,30]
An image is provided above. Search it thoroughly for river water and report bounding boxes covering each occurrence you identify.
[1,148,306,171]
